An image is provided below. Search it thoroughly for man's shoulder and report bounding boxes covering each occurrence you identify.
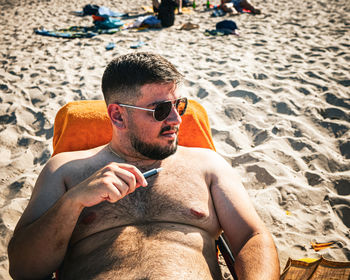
[49,145,106,169]
[177,146,231,170]
[53,145,105,158]
[178,145,216,153]
[177,146,221,160]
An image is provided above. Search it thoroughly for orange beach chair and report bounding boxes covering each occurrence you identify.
[52,99,215,156]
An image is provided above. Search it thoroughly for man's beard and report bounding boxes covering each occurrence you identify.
[130,127,178,160]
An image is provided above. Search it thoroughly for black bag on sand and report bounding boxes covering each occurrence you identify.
[158,0,177,27]
[83,4,100,16]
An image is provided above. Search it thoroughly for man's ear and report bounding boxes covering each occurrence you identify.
[108,104,125,129]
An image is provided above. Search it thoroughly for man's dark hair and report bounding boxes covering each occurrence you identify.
[101,52,183,105]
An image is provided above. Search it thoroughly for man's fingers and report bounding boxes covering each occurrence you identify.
[100,176,131,203]
[118,163,149,187]
[106,163,148,187]
[106,181,125,203]
[102,186,122,203]
[114,169,138,194]
[101,163,147,202]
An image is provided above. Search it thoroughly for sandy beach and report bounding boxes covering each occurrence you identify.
[0,0,349,278]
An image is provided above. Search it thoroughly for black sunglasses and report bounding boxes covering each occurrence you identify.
[118,97,188,122]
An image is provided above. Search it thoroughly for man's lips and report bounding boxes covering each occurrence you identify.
[160,126,179,137]
[161,132,176,138]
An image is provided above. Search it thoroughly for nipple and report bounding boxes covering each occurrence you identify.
[80,212,97,225]
[190,208,206,219]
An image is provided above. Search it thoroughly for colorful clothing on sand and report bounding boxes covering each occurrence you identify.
[230,0,243,12]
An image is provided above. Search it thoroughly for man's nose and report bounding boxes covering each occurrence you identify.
[164,105,182,125]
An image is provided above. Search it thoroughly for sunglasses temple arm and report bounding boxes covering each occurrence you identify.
[119,104,154,112]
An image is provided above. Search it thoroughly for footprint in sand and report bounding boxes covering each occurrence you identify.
[227,90,262,104]
[325,194,350,229]
[324,93,350,110]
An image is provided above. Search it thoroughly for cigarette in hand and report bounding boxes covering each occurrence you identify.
[143,168,163,178]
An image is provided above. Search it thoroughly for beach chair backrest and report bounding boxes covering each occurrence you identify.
[52,99,215,156]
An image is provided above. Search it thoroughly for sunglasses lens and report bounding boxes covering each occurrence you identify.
[154,101,172,121]
[176,98,187,116]
[153,98,188,121]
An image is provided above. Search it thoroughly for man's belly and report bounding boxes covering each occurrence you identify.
[60,223,222,280]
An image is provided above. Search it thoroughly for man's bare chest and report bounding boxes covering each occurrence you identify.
[68,165,220,244]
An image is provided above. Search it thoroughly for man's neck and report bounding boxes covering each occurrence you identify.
[107,143,161,170]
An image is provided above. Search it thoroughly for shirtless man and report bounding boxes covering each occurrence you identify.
[220,0,261,14]
[8,52,279,280]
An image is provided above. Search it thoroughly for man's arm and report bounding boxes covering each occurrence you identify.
[8,190,82,279]
[8,155,83,279]
[208,151,280,279]
[8,154,147,280]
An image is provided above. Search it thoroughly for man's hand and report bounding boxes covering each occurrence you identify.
[69,163,148,208]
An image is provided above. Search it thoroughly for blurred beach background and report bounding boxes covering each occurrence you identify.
[0,0,349,279]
